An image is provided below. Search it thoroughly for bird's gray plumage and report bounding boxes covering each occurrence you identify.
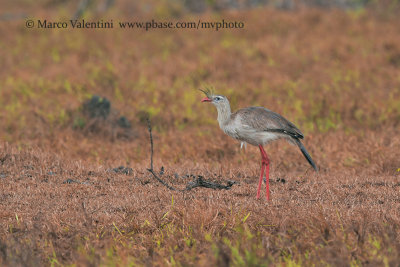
[231,107,304,140]
[201,91,318,171]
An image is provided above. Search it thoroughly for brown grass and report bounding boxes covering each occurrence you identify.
[1,1,400,265]
[1,139,399,266]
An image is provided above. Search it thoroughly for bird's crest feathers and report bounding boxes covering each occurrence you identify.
[199,86,215,98]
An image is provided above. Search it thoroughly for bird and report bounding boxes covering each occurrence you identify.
[200,87,318,200]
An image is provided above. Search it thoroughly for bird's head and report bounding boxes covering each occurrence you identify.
[199,87,229,108]
[199,87,232,123]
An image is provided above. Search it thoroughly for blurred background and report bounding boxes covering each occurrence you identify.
[0,0,399,174]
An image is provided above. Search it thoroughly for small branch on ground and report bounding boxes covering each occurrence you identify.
[147,118,154,171]
[185,176,238,191]
[146,118,178,191]
[145,118,238,192]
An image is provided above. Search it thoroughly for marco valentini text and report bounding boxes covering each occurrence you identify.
[29,19,245,31]
[36,19,114,29]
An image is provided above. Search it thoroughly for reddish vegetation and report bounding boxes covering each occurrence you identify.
[1,2,400,265]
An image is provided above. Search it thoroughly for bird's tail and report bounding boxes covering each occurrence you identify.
[294,139,318,172]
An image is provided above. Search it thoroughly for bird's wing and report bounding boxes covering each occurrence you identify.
[232,107,304,139]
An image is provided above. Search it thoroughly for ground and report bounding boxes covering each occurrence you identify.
[0,1,400,266]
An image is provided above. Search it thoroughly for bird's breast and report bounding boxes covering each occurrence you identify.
[222,126,240,139]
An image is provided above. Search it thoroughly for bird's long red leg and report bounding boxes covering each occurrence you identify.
[265,156,270,201]
[256,160,265,199]
[258,145,270,201]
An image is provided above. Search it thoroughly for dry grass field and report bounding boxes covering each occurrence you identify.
[1,0,400,266]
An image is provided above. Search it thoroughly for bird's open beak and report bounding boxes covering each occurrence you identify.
[201,97,212,102]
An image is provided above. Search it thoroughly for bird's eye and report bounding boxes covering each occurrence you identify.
[214,96,222,101]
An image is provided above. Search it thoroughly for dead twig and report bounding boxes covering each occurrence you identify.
[145,118,238,192]
[185,176,238,191]
[146,118,178,191]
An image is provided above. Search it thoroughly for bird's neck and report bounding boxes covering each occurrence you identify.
[216,102,232,127]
